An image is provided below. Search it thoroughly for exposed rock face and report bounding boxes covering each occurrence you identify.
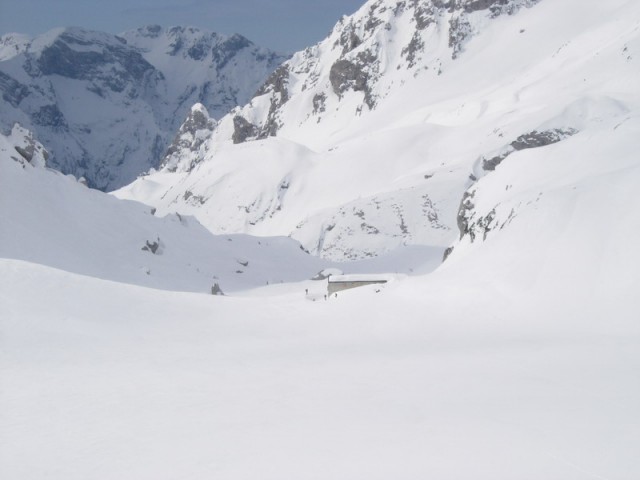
[0,26,287,190]
[232,116,259,144]
[36,31,156,89]
[210,282,225,296]
[455,184,513,247]
[510,128,578,150]
[161,104,216,172]
[411,0,438,30]
[3,123,49,168]
[256,64,290,101]
[312,93,327,114]
[456,191,476,240]
[255,65,290,138]
[0,71,29,107]
[482,128,578,171]
[454,124,577,249]
[330,59,369,96]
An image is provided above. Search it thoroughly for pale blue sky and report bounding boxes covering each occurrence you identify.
[0,0,365,52]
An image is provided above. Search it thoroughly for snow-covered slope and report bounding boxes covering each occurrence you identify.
[119,0,640,263]
[0,26,287,190]
[0,125,443,292]
[0,127,329,293]
[1,214,638,479]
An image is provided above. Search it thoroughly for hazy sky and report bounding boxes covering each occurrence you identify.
[0,0,365,52]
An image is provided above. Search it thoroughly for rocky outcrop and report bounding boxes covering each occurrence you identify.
[232,116,259,144]
[161,104,216,172]
[453,124,576,249]
[482,128,578,171]
[255,65,290,138]
[4,123,49,168]
[330,59,368,96]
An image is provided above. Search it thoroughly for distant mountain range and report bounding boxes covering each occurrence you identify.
[0,25,288,190]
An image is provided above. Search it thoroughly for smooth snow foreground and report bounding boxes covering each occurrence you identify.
[1,258,639,480]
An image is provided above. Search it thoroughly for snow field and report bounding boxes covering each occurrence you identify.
[1,259,639,479]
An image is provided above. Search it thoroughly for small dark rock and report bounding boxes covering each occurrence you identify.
[211,282,225,296]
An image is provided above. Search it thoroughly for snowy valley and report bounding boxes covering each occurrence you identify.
[2,0,640,478]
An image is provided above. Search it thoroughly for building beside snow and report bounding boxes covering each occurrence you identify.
[327,274,389,296]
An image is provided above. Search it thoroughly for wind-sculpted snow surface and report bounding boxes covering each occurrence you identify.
[119,0,640,263]
[0,26,287,190]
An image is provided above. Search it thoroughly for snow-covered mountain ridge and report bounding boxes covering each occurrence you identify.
[118,0,640,263]
[0,26,287,190]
